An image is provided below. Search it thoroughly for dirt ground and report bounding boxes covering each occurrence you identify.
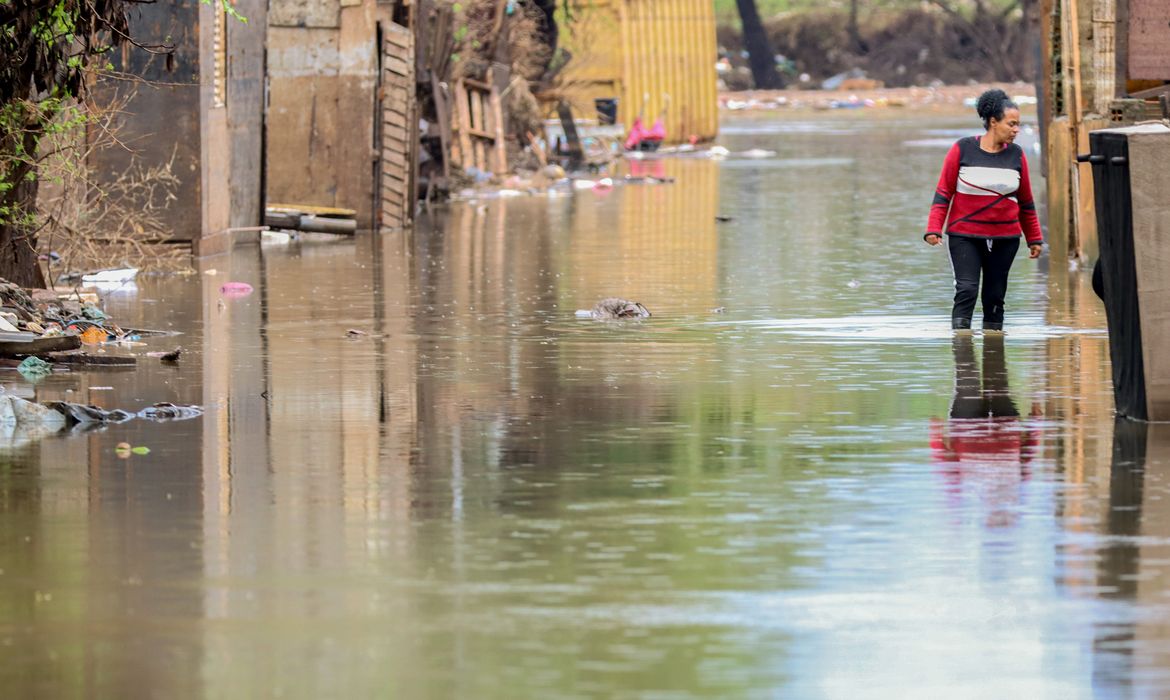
[718,82,1038,119]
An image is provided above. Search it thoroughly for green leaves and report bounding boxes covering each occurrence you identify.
[200,0,248,24]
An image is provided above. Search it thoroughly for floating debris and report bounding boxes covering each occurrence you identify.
[220,282,254,298]
[138,403,203,422]
[44,401,135,425]
[146,347,182,363]
[81,268,138,284]
[577,298,652,319]
[16,356,53,381]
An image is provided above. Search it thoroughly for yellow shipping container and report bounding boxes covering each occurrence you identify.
[556,0,719,144]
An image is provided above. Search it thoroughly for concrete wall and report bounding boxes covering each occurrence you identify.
[1129,0,1170,80]
[228,0,270,230]
[266,0,393,231]
[89,0,266,243]
[1128,127,1170,419]
[92,0,203,241]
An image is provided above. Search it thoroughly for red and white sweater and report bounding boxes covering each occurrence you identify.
[926,136,1044,245]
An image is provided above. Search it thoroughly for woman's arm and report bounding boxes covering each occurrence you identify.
[1017,152,1044,246]
[925,142,961,240]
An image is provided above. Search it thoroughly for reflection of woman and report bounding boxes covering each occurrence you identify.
[931,335,1039,522]
[924,89,1044,331]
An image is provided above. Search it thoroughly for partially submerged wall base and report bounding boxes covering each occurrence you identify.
[1128,126,1170,419]
[266,0,414,232]
[1089,123,1170,421]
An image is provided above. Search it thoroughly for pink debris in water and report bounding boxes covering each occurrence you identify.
[220,282,254,298]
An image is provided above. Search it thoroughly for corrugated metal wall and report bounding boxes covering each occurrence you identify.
[560,0,718,144]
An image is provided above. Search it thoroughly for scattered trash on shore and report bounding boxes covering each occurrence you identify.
[1,278,175,365]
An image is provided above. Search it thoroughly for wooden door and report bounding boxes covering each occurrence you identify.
[380,23,415,230]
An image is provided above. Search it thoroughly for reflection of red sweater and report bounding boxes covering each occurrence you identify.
[930,417,1037,476]
[926,137,1043,244]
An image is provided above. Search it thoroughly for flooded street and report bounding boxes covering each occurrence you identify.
[4,113,1166,698]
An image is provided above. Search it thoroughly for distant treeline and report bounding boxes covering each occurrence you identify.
[717,1,1039,88]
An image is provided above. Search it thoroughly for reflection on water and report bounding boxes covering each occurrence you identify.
[1,115,1163,697]
[932,334,1038,531]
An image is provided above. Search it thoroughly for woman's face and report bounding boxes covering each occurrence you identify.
[989,107,1021,144]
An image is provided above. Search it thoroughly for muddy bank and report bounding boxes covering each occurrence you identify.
[717,6,1037,90]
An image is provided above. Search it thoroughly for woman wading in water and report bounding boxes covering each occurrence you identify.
[925,88,1044,331]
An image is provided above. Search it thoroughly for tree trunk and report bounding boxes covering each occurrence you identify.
[0,127,47,288]
[848,0,869,54]
[735,0,784,89]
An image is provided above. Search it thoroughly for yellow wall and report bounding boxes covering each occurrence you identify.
[559,0,719,143]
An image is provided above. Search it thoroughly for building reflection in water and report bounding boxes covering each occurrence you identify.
[1091,421,1170,695]
[189,159,721,693]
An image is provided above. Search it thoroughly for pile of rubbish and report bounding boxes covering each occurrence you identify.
[0,278,159,360]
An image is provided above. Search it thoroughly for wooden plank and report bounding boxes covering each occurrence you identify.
[0,333,82,356]
[383,137,408,155]
[1067,0,1087,259]
[454,80,474,170]
[382,177,406,195]
[380,23,415,230]
[385,29,412,50]
[470,88,486,171]
[382,75,409,92]
[382,168,407,185]
[487,67,508,175]
[384,124,407,142]
[383,94,411,114]
[385,55,410,76]
[433,80,453,178]
[381,147,408,168]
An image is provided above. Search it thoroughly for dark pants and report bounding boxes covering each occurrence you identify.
[948,235,1020,330]
[949,333,1019,419]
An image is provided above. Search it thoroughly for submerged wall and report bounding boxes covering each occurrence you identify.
[266,0,395,231]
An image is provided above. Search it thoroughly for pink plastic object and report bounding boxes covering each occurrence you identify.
[220,282,254,298]
[647,117,666,141]
[624,117,646,151]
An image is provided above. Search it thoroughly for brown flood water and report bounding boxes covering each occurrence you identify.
[3,114,1168,698]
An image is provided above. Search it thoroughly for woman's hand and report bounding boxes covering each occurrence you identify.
[925,233,942,246]
[1029,243,1043,259]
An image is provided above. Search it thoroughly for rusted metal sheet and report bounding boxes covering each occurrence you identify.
[1129,0,1170,79]
[380,23,415,230]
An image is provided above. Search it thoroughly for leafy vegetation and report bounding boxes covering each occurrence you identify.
[0,0,238,287]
